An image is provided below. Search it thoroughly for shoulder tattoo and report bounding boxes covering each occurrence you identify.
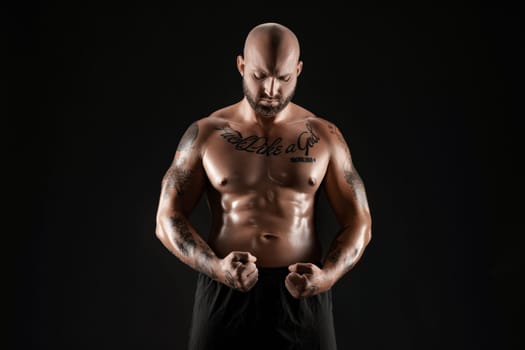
[177,122,199,152]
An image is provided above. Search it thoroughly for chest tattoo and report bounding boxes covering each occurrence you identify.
[215,122,320,162]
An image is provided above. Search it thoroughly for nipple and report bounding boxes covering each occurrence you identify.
[308,177,316,186]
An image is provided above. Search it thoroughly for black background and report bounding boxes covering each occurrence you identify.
[8,4,521,350]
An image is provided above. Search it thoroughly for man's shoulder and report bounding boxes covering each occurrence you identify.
[180,106,239,149]
[194,104,238,129]
[304,115,331,128]
[294,111,336,138]
[295,111,350,150]
[291,104,333,128]
[301,112,347,137]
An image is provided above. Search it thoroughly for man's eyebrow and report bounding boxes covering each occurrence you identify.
[252,68,269,74]
[251,69,292,77]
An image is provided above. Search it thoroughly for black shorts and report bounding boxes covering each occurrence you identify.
[188,264,338,350]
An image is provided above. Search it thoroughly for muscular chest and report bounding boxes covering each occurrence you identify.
[203,122,330,192]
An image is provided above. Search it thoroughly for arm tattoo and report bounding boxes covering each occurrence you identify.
[325,240,359,273]
[327,245,343,264]
[170,214,218,279]
[327,122,367,201]
[170,214,196,256]
[195,245,217,280]
[163,122,198,197]
[163,167,193,196]
[343,164,367,204]
[327,122,345,145]
[177,122,199,152]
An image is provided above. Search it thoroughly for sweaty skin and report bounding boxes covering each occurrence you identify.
[155,23,372,298]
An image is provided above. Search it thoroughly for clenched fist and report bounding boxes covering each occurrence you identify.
[285,262,332,298]
[218,251,259,292]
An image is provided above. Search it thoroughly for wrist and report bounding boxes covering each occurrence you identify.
[193,254,224,281]
[321,264,342,288]
[210,256,225,282]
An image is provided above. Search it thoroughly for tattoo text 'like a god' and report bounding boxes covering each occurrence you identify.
[215,122,320,159]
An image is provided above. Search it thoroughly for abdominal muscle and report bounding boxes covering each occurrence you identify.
[207,192,322,267]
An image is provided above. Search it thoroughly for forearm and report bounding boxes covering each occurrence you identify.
[156,211,221,279]
[322,221,371,285]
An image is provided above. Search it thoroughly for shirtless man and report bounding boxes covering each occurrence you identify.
[155,22,372,350]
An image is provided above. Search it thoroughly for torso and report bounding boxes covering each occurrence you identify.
[200,103,332,267]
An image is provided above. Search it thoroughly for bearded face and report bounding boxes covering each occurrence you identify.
[243,78,295,117]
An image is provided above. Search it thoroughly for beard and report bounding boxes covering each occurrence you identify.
[243,80,295,117]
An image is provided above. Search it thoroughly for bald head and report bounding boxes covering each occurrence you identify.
[243,22,301,66]
[237,22,303,118]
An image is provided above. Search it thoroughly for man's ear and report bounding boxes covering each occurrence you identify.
[236,55,245,77]
[296,61,303,77]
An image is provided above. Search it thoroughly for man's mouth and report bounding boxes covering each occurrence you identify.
[259,98,280,104]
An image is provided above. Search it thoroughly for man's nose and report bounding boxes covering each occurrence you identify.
[263,77,280,97]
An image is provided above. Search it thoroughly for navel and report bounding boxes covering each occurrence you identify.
[266,189,275,202]
[261,233,278,240]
